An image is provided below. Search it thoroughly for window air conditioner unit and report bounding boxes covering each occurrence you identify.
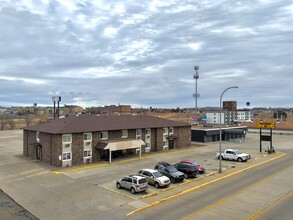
[85,141,91,145]
[65,144,70,148]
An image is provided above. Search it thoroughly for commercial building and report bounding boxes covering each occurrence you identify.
[191,126,247,143]
[23,114,191,167]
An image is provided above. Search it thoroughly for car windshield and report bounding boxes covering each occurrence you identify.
[192,162,198,166]
[167,166,178,173]
[153,171,163,178]
[234,150,241,154]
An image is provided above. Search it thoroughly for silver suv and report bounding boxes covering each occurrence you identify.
[116,175,148,194]
[138,168,170,188]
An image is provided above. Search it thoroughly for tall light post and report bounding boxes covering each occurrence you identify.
[193,66,199,122]
[52,96,61,119]
[219,86,238,173]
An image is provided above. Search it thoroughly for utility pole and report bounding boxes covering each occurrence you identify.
[193,66,199,122]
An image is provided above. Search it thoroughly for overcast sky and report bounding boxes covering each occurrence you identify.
[0,0,292,109]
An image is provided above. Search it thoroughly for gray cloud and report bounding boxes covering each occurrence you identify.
[0,0,292,108]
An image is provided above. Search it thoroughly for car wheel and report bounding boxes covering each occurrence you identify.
[116,182,121,189]
[237,157,243,162]
[184,174,188,179]
[154,182,160,189]
[130,187,136,194]
[170,177,176,184]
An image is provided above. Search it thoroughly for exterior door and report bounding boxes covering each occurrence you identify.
[36,146,41,160]
[169,140,174,149]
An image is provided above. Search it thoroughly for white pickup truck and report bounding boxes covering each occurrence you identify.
[216,149,251,162]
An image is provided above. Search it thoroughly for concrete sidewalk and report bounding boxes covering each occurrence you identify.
[0,130,292,219]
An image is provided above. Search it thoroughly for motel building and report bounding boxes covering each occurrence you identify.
[23,114,191,167]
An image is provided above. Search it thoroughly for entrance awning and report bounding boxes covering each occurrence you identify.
[95,139,145,163]
[166,134,178,140]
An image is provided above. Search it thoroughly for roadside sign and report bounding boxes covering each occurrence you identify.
[256,122,275,129]
[202,115,207,121]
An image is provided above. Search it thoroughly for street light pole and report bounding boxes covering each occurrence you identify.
[193,66,199,122]
[219,86,238,173]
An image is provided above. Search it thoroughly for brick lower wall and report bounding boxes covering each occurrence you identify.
[23,125,191,167]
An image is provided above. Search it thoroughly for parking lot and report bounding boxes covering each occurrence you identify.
[0,130,291,219]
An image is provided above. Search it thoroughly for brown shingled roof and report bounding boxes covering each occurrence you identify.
[23,114,190,134]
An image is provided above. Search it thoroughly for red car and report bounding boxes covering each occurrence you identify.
[180,160,206,174]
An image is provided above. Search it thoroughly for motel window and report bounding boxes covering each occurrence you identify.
[136,129,142,139]
[62,152,71,161]
[84,150,92,158]
[169,127,174,134]
[62,134,72,143]
[163,128,168,134]
[163,141,168,147]
[145,129,151,135]
[101,131,108,140]
[121,130,128,138]
[83,133,92,141]
[136,129,142,136]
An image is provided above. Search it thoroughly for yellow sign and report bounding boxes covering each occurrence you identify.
[256,122,275,129]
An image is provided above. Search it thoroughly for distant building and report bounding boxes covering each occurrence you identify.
[236,110,253,122]
[205,110,237,125]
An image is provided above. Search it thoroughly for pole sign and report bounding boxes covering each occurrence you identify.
[256,122,275,129]
[202,115,207,121]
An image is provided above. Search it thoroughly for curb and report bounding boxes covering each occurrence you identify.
[127,153,287,216]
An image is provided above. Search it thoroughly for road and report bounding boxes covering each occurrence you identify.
[128,149,293,220]
[0,130,292,219]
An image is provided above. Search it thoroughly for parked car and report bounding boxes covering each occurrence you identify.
[216,149,251,162]
[173,162,198,178]
[204,123,212,127]
[179,159,206,174]
[116,175,148,194]
[154,162,185,183]
[138,168,170,188]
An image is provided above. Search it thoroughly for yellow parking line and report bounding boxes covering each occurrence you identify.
[127,153,287,216]
[179,180,191,186]
[162,186,174,192]
[205,172,215,177]
[193,177,202,181]
[141,192,157,199]
[102,187,137,200]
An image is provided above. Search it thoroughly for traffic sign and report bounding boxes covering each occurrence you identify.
[256,122,275,129]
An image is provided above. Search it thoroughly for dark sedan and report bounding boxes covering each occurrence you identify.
[173,162,198,178]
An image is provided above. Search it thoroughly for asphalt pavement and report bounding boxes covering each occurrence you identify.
[0,130,292,219]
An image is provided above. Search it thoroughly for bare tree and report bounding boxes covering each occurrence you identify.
[8,117,16,130]
[0,113,9,130]
[24,114,32,127]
